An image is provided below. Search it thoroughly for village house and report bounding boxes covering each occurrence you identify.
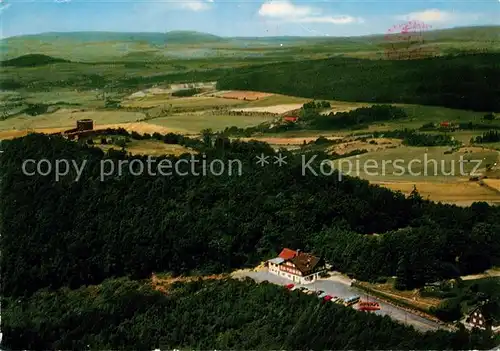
[464,304,500,333]
[267,248,326,284]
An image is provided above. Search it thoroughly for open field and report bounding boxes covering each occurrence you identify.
[146,113,275,133]
[0,109,145,131]
[241,94,311,107]
[238,136,343,145]
[121,95,248,109]
[373,180,500,206]
[219,90,274,100]
[0,122,185,140]
[96,139,194,156]
[230,103,303,114]
[95,122,187,135]
[332,146,500,182]
[483,179,500,193]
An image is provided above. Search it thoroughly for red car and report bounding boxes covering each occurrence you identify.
[285,284,295,290]
[323,295,333,301]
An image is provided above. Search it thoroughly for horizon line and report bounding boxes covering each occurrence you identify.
[2,24,499,40]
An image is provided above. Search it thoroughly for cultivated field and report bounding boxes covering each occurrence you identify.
[121,96,248,109]
[373,180,500,206]
[0,122,186,140]
[331,146,499,182]
[147,113,275,133]
[96,139,194,156]
[0,109,145,131]
[219,90,274,100]
[230,104,303,114]
[482,179,500,193]
[238,136,343,145]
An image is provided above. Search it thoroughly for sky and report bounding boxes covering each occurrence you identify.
[0,0,499,38]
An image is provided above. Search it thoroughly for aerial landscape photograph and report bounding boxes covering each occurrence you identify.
[0,0,500,349]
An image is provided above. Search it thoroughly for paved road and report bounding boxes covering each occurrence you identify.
[232,270,444,332]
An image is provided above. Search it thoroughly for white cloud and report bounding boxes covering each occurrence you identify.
[258,1,317,18]
[180,0,212,12]
[258,0,362,24]
[297,16,362,24]
[395,9,480,24]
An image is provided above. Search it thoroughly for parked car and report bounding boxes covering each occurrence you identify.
[284,283,295,290]
[306,290,316,295]
[315,290,324,296]
[298,287,308,292]
[318,292,328,298]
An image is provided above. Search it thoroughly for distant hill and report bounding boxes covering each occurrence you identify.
[0,26,497,62]
[0,54,71,67]
[3,26,498,44]
[3,30,225,45]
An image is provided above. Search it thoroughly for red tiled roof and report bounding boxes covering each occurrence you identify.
[278,248,297,260]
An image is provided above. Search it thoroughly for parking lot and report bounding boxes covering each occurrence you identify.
[232,270,444,332]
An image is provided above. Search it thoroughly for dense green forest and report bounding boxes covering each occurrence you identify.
[300,104,408,130]
[2,277,497,350]
[2,133,500,299]
[0,54,71,67]
[217,53,500,112]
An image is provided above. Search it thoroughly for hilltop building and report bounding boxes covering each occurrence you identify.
[267,248,325,284]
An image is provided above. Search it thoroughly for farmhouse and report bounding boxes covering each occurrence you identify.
[267,248,325,284]
[464,304,500,333]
